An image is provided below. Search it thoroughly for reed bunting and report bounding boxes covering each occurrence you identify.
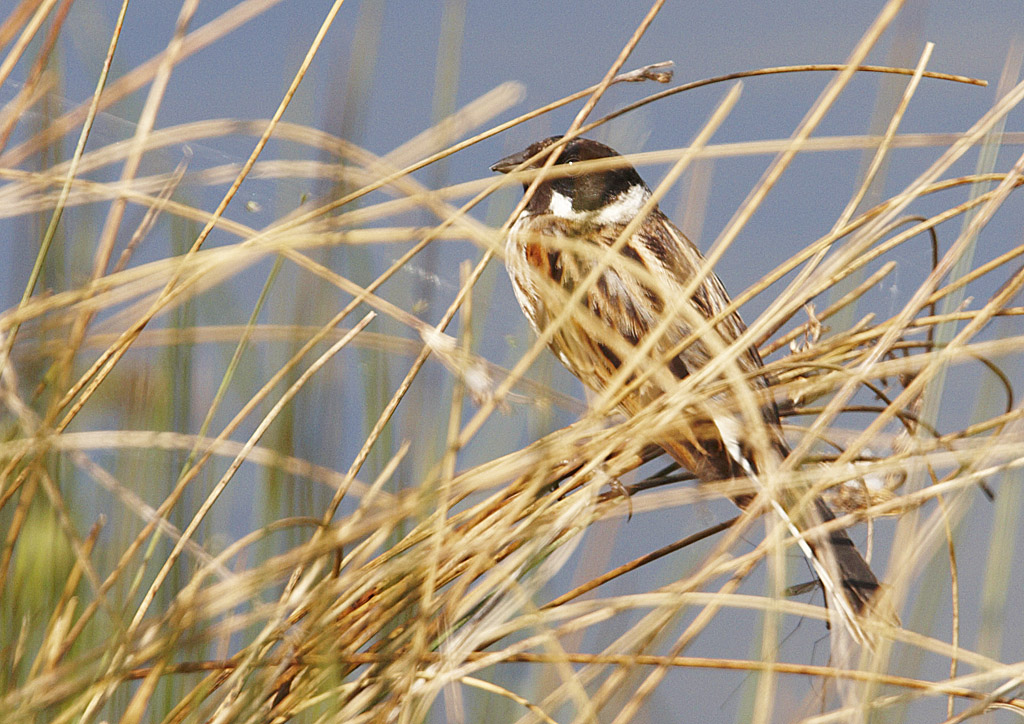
[492,136,883,639]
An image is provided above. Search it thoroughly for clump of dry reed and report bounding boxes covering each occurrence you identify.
[2,1,1024,723]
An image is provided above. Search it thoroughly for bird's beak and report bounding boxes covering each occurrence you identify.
[490,148,532,174]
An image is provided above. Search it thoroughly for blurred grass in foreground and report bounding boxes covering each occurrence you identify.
[2,2,1024,723]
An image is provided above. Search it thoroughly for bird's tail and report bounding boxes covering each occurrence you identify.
[810,497,882,617]
[659,416,886,646]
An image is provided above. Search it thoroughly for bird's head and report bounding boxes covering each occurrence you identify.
[491,136,651,222]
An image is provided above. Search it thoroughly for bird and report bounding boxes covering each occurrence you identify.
[491,135,884,642]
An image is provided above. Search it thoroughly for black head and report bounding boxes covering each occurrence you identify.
[491,136,649,215]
